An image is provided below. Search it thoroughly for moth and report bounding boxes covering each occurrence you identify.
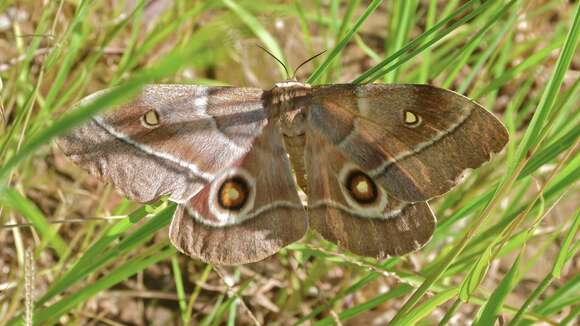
[58,79,508,265]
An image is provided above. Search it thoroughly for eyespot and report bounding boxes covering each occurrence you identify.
[338,163,388,214]
[217,176,249,211]
[208,168,256,224]
[403,110,421,127]
[142,110,160,127]
[345,170,378,204]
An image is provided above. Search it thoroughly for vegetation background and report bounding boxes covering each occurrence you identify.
[0,0,578,325]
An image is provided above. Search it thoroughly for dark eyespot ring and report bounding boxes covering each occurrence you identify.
[217,176,250,211]
[345,170,378,204]
[142,110,160,127]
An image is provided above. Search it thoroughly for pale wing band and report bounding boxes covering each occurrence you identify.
[308,200,408,219]
[186,200,305,227]
[93,116,214,181]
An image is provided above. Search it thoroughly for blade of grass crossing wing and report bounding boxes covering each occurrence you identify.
[0,23,222,182]
[0,79,145,182]
[389,6,580,323]
[435,128,576,239]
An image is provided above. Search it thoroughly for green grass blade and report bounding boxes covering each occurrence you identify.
[172,255,188,323]
[222,0,287,77]
[307,0,383,84]
[553,210,580,277]
[396,288,458,325]
[0,24,219,182]
[311,284,414,326]
[383,0,416,83]
[29,247,176,325]
[418,0,437,83]
[529,274,580,317]
[474,255,522,325]
[36,204,173,305]
[506,4,579,172]
[389,4,580,323]
[352,0,490,84]
[0,188,67,256]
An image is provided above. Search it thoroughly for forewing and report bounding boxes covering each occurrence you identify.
[169,123,308,265]
[305,84,508,202]
[306,129,435,259]
[57,85,267,203]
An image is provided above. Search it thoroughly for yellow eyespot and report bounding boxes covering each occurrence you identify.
[404,110,420,126]
[142,110,160,127]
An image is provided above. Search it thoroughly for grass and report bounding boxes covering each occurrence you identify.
[0,0,578,325]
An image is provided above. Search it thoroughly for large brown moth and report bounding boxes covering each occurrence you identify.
[58,78,508,265]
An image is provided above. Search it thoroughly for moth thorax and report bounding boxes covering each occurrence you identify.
[267,81,311,118]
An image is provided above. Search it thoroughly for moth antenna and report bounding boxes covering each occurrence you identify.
[292,50,326,80]
[257,44,290,80]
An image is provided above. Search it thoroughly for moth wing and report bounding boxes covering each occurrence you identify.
[305,129,435,259]
[305,84,508,202]
[169,123,308,265]
[58,85,268,203]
